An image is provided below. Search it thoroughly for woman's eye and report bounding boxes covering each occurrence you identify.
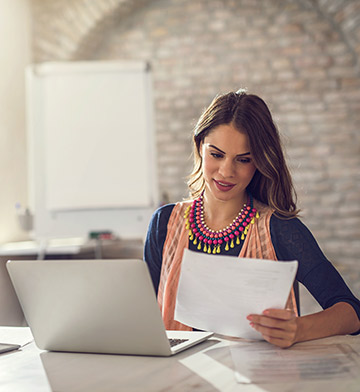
[210,152,223,159]
[237,157,251,163]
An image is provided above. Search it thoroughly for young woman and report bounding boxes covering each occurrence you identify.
[144,91,360,348]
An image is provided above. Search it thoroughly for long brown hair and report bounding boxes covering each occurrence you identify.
[187,91,299,218]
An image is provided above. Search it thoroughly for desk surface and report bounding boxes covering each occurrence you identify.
[0,238,144,260]
[1,330,359,392]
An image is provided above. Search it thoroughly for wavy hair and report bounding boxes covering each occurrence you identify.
[187,91,299,218]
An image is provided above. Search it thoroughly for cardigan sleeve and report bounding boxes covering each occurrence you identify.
[270,215,360,328]
[144,206,360,333]
[144,204,175,295]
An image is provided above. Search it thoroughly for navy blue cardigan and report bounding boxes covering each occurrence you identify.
[144,204,360,331]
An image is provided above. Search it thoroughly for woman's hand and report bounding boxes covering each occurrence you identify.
[247,309,299,348]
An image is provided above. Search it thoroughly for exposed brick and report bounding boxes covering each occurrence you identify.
[31,0,360,268]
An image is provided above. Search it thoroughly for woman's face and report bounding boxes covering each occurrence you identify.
[200,123,256,204]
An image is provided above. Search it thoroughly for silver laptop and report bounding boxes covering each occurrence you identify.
[0,258,27,327]
[6,259,213,356]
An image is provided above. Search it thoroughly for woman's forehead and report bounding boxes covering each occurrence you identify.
[203,124,251,153]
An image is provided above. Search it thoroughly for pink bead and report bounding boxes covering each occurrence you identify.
[224,237,229,242]
[239,227,244,232]
[218,239,223,244]
[213,240,218,245]
[199,236,203,241]
[229,234,234,239]
[243,222,248,227]
[246,218,251,222]
[195,232,200,237]
[191,223,195,228]
[234,230,239,236]
[204,238,208,244]
[208,240,212,245]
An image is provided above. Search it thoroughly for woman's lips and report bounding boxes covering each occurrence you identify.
[213,179,235,192]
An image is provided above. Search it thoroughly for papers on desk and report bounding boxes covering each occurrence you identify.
[0,326,33,353]
[230,341,360,383]
[0,327,34,347]
[175,249,298,339]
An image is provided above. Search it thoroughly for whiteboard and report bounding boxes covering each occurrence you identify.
[26,61,158,239]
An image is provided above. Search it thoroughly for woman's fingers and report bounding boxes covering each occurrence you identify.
[262,308,295,320]
[247,309,298,348]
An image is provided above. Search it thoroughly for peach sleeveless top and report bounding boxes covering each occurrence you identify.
[157,200,298,330]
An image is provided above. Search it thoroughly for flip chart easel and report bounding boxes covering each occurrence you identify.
[26,61,158,240]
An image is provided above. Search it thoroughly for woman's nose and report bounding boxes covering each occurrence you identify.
[218,159,234,178]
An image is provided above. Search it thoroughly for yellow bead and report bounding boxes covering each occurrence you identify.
[241,233,245,240]
[212,246,216,254]
[256,211,259,219]
[203,244,207,252]
[184,206,190,219]
[193,237,197,245]
[225,242,229,251]
[230,239,234,248]
[217,244,221,253]
[236,236,240,245]
[251,217,255,224]
[207,246,211,254]
[197,242,202,250]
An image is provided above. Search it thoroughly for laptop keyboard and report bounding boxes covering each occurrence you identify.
[169,338,189,347]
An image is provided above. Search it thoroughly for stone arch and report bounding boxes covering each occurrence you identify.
[304,0,360,73]
[32,0,360,69]
[32,0,152,61]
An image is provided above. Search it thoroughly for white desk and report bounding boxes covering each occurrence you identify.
[1,331,359,392]
[0,238,89,259]
[0,238,144,260]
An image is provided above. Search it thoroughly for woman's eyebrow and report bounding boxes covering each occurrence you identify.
[208,144,225,154]
[208,144,251,157]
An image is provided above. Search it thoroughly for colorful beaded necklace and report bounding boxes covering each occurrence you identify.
[184,193,259,254]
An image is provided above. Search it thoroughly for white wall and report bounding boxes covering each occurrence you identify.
[0,0,32,242]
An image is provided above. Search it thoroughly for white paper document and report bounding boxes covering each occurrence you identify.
[0,327,34,347]
[175,249,298,339]
[230,342,360,383]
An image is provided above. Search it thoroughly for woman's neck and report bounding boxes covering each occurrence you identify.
[202,191,248,232]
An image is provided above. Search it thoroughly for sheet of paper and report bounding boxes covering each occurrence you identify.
[175,248,298,339]
[230,341,360,383]
[0,327,34,347]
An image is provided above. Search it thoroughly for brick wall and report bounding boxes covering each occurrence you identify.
[31,0,360,267]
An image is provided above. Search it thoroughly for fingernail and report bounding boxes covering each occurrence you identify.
[250,322,254,328]
[263,310,269,315]
[247,315,252,321]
